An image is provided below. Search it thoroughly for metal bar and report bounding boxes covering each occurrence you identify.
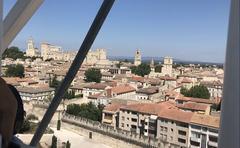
[0,0,3,75]
[219,0,240,147]
[1,0,43,54]
[30,0,115,146]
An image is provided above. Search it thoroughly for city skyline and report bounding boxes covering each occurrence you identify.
[4,0,230,63]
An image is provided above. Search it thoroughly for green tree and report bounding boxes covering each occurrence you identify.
[2,46,25,60]
[66,102,104,121]
[5,64,24,77]
[180,87,189,96]
[49,75,61,88]
[66,140,71,148]
[155,65,162,73]
[57,120,61,130]
[84,68,102,83]
[180,85,210,99]
[19,119,30,133]
[51,135,57,148]
[131,63,151,77]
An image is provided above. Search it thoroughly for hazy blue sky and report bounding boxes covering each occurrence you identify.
[4,0,230,63]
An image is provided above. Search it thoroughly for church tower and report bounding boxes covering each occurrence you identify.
[161,56,173,76]
[134,49,141,66]
[26,37,39,57]
[150,58,155,72]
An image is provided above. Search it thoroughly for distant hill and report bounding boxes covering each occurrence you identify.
[108,56,223,66]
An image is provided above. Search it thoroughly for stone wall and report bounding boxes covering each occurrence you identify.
[61,113,173,148]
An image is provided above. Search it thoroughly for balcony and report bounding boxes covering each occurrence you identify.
[190,137,201,143]
[208,141,218,147]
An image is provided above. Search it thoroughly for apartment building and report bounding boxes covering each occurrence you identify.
[188,113,219,148]
[113,100,220,148]
[118,102,175,137]
[157,108,193,148]
[102,103,126,128]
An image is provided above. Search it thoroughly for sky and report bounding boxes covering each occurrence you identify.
[4,0,230,63]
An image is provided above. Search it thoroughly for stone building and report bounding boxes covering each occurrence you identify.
[161,56,173,76]
[40,42,62,60]
[83,49,111,66]
[26,38,40,57]
[134,49,141,66]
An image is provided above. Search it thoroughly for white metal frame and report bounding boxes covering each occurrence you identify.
[219,0,240,147]
[0,0,239,147]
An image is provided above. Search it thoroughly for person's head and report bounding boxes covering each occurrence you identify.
[8,84,25,135]
[0,78,17,148]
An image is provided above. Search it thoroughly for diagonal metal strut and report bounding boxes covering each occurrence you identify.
[30,0,115,146]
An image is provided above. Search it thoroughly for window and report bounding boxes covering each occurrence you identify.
[121,123,124,127]
[209,136,218,143]
[164,127,168,132]
[132,111,137,115]
[178,138,186,144]
[191,125,201,130]
[171,128,173,132]
[191,131,200,138]
[121,116,125,121]
[127,124,129,127]
[190,141,200,146]
[178,130,186,136]
[177,122,188,128]
[127,117,129,120]
[131,118,137,122]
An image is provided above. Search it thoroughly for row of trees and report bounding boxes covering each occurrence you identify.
[66,102,104,122]
[180,85,210,99]
[2,47,25,60]
[5,64,24,78]
[84,68,102,83]
[131,63,151,77]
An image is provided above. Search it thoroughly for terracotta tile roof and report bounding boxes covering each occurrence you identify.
[177,102,209,112]
[158,107,194,123]
[131,76,145,83]
[190,113,220,128]
[17,86,55,94]
[181,78,193,83]
[103,102,127,113]
[120,101,176,115]
[160,76,176,81]
[176,97,215,104]
[137,87,159,95]
[84,83,108,90]
[111,85,136,95]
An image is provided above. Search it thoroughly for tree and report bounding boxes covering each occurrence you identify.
[5,64,24,77]
[84,68,102,83]
[2,46,25,60]
[131,63,151,77]
[51,135,57,148]
[155,65,162,72]
[66,140,71,148]
[66,102,104,121]
[19,119,30,133]
[180,87,189,96]
[180,85,210,99]
[57,120,61,130]
[49,75,61,88]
